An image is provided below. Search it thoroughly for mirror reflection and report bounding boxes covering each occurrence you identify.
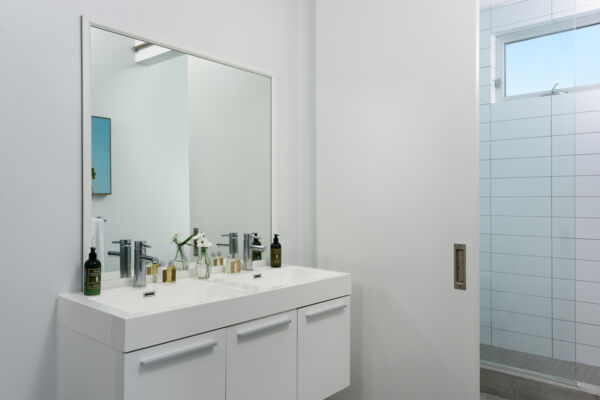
[89,27,272,280]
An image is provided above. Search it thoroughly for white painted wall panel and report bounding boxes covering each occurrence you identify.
[318,1,478,399]
[0,1,317,399]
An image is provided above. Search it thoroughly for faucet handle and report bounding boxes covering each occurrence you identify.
[138,241,151,249]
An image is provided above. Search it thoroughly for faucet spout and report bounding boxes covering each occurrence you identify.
[133,241,157,287]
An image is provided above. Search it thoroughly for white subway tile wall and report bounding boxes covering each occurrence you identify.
[480,0,600,369]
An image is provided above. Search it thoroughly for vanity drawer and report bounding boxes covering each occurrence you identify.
[226,310,297,400]
[298,296,350,400]
[123,328,226,400]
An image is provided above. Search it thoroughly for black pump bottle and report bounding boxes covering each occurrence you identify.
[84,247,102,296]
[270,234,282,268]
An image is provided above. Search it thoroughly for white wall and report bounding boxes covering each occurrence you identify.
[91,28,190,270]
[188,57,271,255]
[480,0,600,368]
[0,1,315,399]
[316,0,479,399]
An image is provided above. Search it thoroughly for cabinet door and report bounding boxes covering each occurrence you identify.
[298,296,350,400]
[226,310,297,400]
[123,329,226,400]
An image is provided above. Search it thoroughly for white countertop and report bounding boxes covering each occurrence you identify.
[58,265,351,352]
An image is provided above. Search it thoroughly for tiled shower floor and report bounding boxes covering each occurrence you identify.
[481,344,600,386]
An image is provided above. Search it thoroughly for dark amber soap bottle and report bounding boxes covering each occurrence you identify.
[84,247,101,296]
[270,234,282,268]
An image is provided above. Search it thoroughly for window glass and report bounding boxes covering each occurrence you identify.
[505,23,600,96]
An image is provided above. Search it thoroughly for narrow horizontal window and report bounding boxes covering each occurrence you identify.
[505,23,600,97]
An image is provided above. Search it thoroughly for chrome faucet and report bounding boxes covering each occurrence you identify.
[133,241,158,287]
[243,233,265,271]
[107,239,131,278]
[217,232,238,258]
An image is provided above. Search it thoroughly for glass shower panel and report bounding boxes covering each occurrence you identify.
[573,4,600,386]
[479,0,577,384]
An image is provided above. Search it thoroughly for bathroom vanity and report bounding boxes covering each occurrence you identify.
[57,265,351,400]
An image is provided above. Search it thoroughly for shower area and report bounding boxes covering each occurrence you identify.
[479,0,600,389]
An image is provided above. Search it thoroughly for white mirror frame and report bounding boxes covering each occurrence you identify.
[81,16,278,289]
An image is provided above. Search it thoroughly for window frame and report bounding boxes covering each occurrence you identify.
[494,12,600,101]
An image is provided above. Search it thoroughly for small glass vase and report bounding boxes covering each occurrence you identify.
[174,244,189,270]
[196,248,211,279]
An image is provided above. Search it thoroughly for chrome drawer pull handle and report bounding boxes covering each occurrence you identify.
[140,339,217,367]
[305,303,347,319]
[237,317,292,339]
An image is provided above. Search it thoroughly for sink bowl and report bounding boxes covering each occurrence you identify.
[86,279,247,316]
[211,265,341,291]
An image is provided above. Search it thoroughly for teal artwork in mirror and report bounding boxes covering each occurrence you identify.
[91,116,111,195]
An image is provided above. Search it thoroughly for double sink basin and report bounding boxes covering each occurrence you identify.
[58,265,351,353]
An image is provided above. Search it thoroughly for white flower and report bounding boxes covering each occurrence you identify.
[192,232,212,248]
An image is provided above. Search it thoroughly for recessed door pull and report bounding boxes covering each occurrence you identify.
[454,244,466,290]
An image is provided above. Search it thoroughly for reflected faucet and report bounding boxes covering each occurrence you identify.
[242,233,265,271]
[217,232,238,258]
[133,241,158,287]
[107,239,131,278]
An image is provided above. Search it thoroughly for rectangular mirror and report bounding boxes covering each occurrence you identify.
[82,21,275,282]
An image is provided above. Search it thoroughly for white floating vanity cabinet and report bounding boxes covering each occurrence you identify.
[57,270,351,400]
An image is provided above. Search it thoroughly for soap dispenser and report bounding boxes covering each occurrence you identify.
[270,234,282,268]
[84,247,102,296]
